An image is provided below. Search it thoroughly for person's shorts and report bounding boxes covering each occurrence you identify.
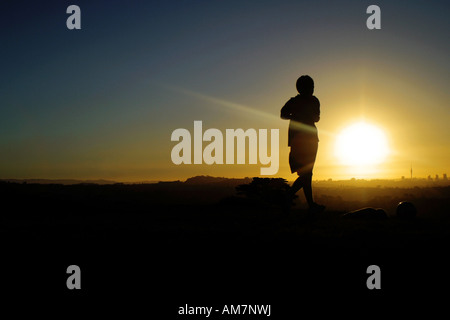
[289,135,318,175]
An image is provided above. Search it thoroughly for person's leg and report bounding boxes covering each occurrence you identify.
[303,171,325,214]
[302,172,314,207]
[290,172,312,202]
[291,174,305,195]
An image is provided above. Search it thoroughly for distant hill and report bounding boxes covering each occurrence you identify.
[184,175,252,186]
[0,176,252,186]
[2,176,448,188]
[0,179,118,185]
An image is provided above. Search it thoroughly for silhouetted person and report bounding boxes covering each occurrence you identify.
[281,75,325,214]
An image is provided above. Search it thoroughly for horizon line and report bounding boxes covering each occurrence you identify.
[1,175,449,184]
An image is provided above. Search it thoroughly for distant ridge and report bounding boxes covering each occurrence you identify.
[1,176,448,188]
[184,175,252,186]
[0,176,252,186]
[0,179,118,185]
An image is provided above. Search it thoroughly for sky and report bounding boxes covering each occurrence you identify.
[1,0,449,181]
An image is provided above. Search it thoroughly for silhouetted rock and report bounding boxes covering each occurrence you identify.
[396,201,417,219]
[236,177,294,208]
[342,207,388,220]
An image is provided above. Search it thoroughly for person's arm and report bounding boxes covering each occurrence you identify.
[313,97,320,122]
[280,98,294,120]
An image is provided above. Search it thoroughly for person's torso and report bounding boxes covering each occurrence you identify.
[288,95,319,125]
[288,95,319,145]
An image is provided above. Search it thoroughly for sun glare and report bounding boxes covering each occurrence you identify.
[335,122,389,166]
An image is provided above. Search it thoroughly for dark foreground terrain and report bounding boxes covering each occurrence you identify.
[1,178,449,317]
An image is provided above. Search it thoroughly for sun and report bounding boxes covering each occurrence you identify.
[335,122,389,166]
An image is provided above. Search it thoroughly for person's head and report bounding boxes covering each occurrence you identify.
[296,75,314,95]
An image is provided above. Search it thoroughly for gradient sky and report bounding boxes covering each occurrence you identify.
[1,0,449,181]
